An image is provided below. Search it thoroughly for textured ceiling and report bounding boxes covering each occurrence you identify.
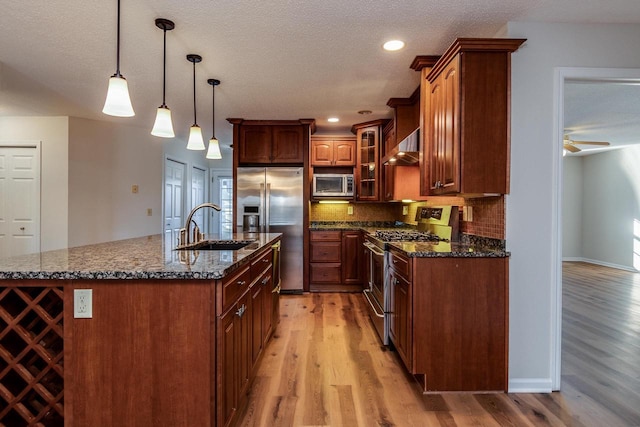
[1,0,640,155]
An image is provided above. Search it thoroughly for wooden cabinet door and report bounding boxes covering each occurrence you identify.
[390,270,412,369]
[428,56,460,195]
[238,291,252,397]
[311,140,333,166]
[239,125,272,164]
[333,141,355,166]
[440,56,460,193]
[342,231,362,285]
[218,307,238,427]
[356,126,380,201]
[261,272,274,344]
[251,283,264,368]
[272,125,304,163]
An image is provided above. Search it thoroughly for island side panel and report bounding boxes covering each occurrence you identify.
[66,280,212,427]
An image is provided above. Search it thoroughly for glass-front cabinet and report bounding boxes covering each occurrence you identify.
[352,120,387,201]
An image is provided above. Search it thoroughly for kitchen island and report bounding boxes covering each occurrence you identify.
[0,232,281,427]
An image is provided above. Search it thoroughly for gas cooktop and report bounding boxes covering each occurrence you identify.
[374,230,447,242]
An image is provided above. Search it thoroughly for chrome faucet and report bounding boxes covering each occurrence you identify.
[178,203,222,248]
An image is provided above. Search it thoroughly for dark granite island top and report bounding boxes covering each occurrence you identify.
[0,232,282,426]
[0,232,282,280]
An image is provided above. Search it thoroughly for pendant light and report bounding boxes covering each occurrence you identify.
[102,0,135,117]
[151,18,175,138]
[206,79,222,159]
[186,54,205,150]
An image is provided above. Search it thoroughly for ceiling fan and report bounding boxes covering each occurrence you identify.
[563,134,610,154]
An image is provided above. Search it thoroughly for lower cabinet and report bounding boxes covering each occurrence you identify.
[217,245,278,427]
[388,248,508,392]
[218,290,251,427]
[309,230,364,292]
[389,263,412,369]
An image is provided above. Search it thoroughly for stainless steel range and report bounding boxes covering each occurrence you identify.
[362,206,459,345]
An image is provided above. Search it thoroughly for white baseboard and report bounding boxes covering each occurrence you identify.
[508,378,553,393]
[562,257,638,272]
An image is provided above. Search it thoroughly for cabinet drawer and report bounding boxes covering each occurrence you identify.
[251,248,272,280]
[310,231,341,241]
[389,251,411,280]
[222,265,251,313]
[310,241,341,262]
[310,263,341,283]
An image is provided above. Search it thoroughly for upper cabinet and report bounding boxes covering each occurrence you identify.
[420,38,525,196]
[352,119,388,202]
[228,119,316,166]
[310,136,356,166]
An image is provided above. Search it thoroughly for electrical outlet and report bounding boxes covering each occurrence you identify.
[347,206,354,215]
[147,208,152,216]
[132,185,139,194]
[74,289,93,318]
[402,206,409,215]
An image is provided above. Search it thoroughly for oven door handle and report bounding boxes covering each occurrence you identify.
[363,241,385,257]
[363,290,385,318]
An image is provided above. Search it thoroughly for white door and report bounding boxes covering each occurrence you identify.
[191,166,206,233]
[164,159,186,244]
[0,145,40,258]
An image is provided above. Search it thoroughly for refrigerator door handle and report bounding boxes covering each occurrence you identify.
[259,182,266,233]
[265,183,271,232]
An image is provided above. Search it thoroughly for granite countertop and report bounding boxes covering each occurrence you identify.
[310,221,509,258]
[0,233,282,280]
[387,241,509,258]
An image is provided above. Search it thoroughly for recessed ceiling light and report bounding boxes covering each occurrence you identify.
[383,40,405,51]
[358,110,372,115]
[328,117,339,123]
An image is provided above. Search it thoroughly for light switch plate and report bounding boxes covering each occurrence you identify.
[402,206,409,215]
[74,289,93,318]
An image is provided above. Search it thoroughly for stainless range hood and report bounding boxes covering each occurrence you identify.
[381,128,419,165]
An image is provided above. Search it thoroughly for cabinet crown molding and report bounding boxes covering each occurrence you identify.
[426,38,526,83]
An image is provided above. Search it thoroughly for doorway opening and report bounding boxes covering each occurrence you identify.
[553,67,640,390]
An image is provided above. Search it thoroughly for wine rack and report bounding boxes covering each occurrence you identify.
[0,286,64,427]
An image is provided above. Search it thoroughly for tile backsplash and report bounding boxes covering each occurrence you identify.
[311,195,506,240]
[310,202,400,222]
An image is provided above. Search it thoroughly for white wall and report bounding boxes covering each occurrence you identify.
[68,117,163,246]
[0,116,69,250]
[562,157,583,258]
[506,22,640,391]
[582,147,640,270]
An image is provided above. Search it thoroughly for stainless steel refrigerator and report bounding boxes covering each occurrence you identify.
[236,167,303,292]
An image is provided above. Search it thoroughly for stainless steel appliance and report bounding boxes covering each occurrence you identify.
[312,173,354,197]
[237,167,303,292]
[363,233,388,343]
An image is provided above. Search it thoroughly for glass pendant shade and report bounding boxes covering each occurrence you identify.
[187,125,205,150]
[102,75,135,117]
[206,137,222,159]
[151,106,175,138]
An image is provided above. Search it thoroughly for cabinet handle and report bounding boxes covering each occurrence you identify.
[262,258,269,263]
[236,304,246,318]
[262,276,271,285]
[237,280,246,286]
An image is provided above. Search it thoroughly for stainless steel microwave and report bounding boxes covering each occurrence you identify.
[312,174,354,197]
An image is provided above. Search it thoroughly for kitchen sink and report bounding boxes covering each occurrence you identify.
[175,240,257,251]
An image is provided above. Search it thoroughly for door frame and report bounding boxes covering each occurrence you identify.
[211,169,232,234]
[0,140,41,256]
[191,164,209,233]
[551,66,640,390]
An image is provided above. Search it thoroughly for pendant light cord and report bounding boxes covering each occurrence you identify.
[115,0,121,77]
[161,27,167,107]
[192,61,197,126]
[211,84,215,137]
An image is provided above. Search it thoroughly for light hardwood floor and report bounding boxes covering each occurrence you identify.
[561,262,640,427]
[236,262,640,426]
